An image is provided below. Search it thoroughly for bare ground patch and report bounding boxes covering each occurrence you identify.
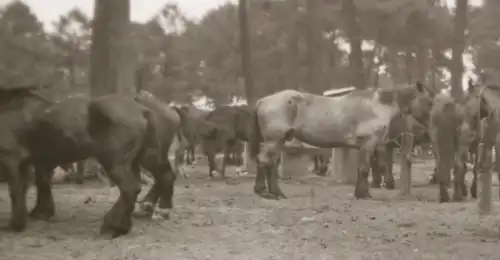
[1,159,500,260]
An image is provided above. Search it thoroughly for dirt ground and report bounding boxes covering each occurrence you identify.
[1,158,500,260]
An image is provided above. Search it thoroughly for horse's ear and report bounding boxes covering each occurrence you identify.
[467,78,474,93]
[415,81,424,93]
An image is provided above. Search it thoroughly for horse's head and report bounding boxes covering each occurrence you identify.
[463,78,488,123]
[408,81,436,126]
[377,81,434,122]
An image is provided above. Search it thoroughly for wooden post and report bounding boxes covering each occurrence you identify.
[478,144,493,214]
[330,148,357,184]
[398,117,415,197]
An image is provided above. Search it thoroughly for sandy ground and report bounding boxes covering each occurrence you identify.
[1,158,500,260]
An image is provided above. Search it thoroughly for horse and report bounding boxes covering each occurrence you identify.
[2,88,179,238]
[202,105,253,178]
[429,91,475,202]
[226,140,245,166]
[370,113,433,189]
[170,105,224,178]
[462,80,500,200]
[248,82,433,200]
[0,84,54,232]
[170,104,210,178]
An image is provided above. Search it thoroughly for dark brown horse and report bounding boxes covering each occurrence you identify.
[202,105,252,178]
[429,91,475,202]
[0,84,53,232]
[170,104,210,177]
[2,89,179,238]
[370,112,433,189]
[249,83,433,200]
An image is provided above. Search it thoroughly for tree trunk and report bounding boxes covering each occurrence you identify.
[341,0,365,89]
[331,0,364,184]
[287,0,299,90]
[450,0,467,100]
[239,0,255,172]
[239,0,255,105]
[89,0,134,97]
[306,0,323,93]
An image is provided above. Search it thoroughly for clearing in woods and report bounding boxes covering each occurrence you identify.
[1,158,500,260]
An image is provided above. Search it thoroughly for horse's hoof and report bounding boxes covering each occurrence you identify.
[470,188,477,199]
[151,208,171,220]
[452,196,465,202]
[354,190,372,200]
[439,195,450,203]
[8,217,27,232]
[29,210,54,221]
[256,190,279,200]
[99,225,130,239]
[132,202,154,219]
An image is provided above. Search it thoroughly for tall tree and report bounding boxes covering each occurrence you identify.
[239,0,255,104]
[450,0,468,99]
[306,0,323,93]
[89,0,134,96]
[341,0,365,89]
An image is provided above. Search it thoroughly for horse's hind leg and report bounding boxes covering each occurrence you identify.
[219,145,230,178]
[152,163,176,220]
[254,164,268,195]
[436,158,453,203]
[30,164,56,220]
[370,150,382,188]
[452,154,467,201]
[205,151,218,178]
[100,162,141,238]
[267,162,286,199]
[5,158,29,231]
[318,155,329,176]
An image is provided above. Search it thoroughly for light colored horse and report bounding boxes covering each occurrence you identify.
[249,82,432,199]
[462,81,500,202]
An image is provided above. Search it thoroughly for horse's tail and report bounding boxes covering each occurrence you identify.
[87,100,115,137]
[171,106,190,146]
[248,105,263,159]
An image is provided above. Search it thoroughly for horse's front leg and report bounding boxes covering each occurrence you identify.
[370,149,382,188]
[30,164,56,220]
[206,151,218,178]
[173,146,188,179]
[383,145,396,189]
[452,149,468,201]
[354,147,373,199]
[219,145,230,178]
[495,141,500,199]
[5,158,30,231]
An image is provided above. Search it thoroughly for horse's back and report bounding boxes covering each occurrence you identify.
[135,91,180,126]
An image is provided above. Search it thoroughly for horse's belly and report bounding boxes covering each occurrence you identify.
[356,118,391,136]
[293,120,350,147]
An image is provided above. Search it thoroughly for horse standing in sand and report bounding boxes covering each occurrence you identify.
[461,81,500,199]
[249,82,433,199]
